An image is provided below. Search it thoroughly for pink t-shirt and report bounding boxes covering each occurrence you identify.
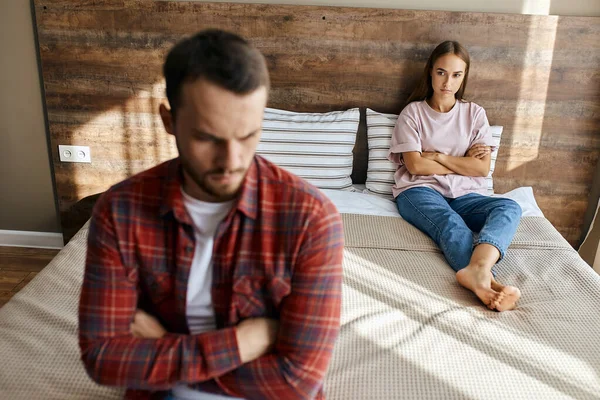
[388,100,494,199]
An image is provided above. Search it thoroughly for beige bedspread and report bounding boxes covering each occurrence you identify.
[326,215,600,399]
[1,215,599,399]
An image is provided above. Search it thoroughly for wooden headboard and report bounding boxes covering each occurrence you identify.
[34,1,600,246]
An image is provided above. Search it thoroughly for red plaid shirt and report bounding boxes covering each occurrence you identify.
[79,156,344,400]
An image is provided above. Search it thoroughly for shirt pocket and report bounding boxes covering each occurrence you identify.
[231,276,291,320]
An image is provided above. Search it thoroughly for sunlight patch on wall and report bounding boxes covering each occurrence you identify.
[521,0,551,15]
[68,80,177,201]
[506,15,557,172]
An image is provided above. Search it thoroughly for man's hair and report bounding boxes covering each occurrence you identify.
[164,29,270,118]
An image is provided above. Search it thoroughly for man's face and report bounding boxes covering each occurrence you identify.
[160,79,268,202]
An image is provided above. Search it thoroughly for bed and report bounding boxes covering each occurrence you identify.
[3,1,600,398]
[2,185,600,399]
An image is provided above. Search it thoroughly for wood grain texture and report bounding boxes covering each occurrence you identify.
[0,247,58,308]
[33,1,600,246]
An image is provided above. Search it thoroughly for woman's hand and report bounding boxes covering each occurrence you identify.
[421,151,439,161]
[466,144,491,159]
[130,309,167,339]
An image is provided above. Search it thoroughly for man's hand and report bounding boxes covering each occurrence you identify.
[130,309,167,339]
[466,144,491,159]
[235,318,279,363]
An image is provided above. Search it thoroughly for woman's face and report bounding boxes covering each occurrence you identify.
[430,53,467,98]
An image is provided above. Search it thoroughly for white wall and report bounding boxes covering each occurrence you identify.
[0,1,59,233]
[2,0,599,234]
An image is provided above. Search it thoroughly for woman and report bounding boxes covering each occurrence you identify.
[388,41,522,311]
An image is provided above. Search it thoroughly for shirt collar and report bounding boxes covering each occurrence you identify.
[160,157,259,223]
[235,158,258,220]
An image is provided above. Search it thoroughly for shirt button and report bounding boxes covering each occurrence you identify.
[186,245,193,253]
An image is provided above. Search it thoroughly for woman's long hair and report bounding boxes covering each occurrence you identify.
[404,41,471,107]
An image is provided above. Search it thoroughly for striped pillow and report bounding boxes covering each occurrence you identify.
[257,108,360,190]
[365,108,502,199]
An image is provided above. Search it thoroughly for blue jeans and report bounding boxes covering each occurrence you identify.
[396,187,522,272]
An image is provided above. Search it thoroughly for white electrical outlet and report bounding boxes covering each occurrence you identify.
[58,145,92,163]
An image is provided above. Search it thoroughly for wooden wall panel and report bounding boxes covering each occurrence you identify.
[33,1,600,246]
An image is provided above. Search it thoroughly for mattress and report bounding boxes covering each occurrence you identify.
[1,215,599,399]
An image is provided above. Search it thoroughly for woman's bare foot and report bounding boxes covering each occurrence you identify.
[456,266,501,310]
[490,279,521,311]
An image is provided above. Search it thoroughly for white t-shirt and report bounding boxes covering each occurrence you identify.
[171,188,242,400]
[388,100,495,199]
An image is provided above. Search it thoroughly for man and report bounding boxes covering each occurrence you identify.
[79,29,344,400]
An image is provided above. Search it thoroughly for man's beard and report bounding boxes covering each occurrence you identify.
[181,159,244,201]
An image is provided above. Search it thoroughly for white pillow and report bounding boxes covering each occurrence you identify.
[491,186,544,217]
[351,183,367,192]
[257,108,360,190]
[365,108,502,198]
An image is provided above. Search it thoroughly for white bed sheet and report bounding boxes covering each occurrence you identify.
[322,186,544,218]
[322,188,400,217]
